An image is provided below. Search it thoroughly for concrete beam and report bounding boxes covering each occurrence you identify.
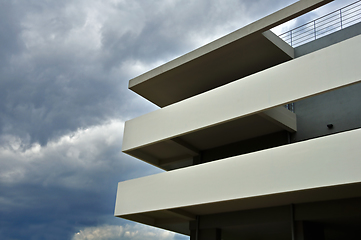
[169,138,200,156]
[164,209,196,221]
[130,0,332,89]
[129,0,333,106]
[116,128,361,217]
[122,33,361,153]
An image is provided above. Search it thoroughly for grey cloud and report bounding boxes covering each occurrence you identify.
[0,1,24,65]
[100,0,281,69]
[0,121,163,239]
[0,0,301,146]
[0,0,157,146]
[0,121,160,188]
[0,182,111,240]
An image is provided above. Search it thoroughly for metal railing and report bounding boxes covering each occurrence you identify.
[285,103,295,112]
[278,0,361,47]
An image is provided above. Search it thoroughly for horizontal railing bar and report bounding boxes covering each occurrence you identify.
[315,17,340,29]
[341,7,361,18]
[278,0,361,46]
[343,15,361,25]
[292,32,315,43]
[315,12,339,25]
[291,23,314,35]
[342,13,361,23]
[316,22,341,33]
[291,28,314,39]
[343,2,361,11]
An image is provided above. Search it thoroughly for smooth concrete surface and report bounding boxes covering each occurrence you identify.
[292,82,361,143]
[124,106,296,169]
[129,0,333,107]
[130,31,293,107]
[122,34,361,160]
[290,20,361,143]
[160,131,290,169]
[201,131,289,163]
[115,128,361,223]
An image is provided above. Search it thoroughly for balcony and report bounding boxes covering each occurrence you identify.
[278,0,361,47]
[116,128,361,235]
[128,0,334,107]
[122,34,361,170]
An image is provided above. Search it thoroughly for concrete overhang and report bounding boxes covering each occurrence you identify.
[122,33,361,169]
[128,0,333,107]
[115,128,361,235]
[125,106,296,170]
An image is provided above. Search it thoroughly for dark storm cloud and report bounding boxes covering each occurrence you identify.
[100,0,295,70]
[0,0,157,146]
[0,1,24,65]
[0,121,163,239]
[1,183,101,239]
[0,0,301,146]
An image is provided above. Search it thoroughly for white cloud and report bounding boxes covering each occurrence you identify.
[72,224,180,240]
[0,119,124,189]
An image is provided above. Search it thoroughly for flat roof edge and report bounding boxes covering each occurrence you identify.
[129,0,333,89]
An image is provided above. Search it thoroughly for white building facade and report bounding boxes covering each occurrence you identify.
[115,0,361,239]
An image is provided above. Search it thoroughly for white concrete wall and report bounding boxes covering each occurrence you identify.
[122,34,361,152]
[115,128,361,216]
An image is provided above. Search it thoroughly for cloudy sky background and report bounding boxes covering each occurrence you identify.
[0,0,356,239]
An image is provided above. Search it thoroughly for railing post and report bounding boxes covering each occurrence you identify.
[340,9,343,29]
[278,0,361,46]
[313,20,316,40]
[290,31,293,47]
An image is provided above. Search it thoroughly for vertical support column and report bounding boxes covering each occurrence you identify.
[190,218,221,240]
[190,217,199,240]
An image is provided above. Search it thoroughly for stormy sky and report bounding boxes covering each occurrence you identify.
[0,0,355,239]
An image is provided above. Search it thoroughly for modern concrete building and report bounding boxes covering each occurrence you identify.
[115,0,361,239]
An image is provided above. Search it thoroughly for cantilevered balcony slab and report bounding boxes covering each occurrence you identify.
[122,33,361,169]
[126,106,296,170]
[129,0,333,107]
[115,128,361,235]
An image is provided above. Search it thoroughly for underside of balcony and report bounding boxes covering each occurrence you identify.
[122,33,361,170]
[126,106,296,170]
[129,31,293,107]
[128,0,333,107]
